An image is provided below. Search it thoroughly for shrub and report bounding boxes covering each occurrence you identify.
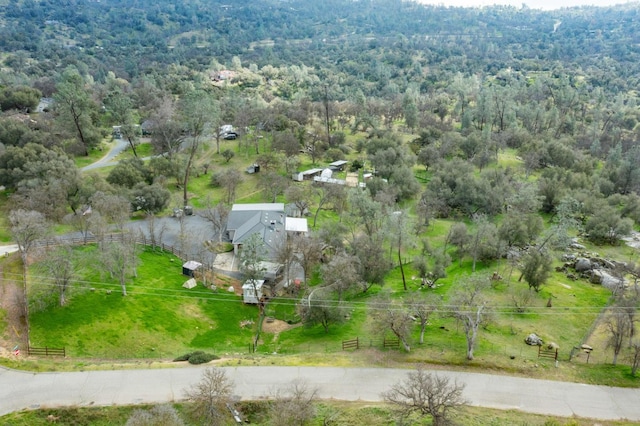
[188,352,219,364]
[173,351,219,364]
[173,352,197,362]
[174,351,217,363]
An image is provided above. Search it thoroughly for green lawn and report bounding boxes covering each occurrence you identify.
[29,247,258,358]
[12,238,640,387]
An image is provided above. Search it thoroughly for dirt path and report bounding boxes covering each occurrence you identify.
[0,261,27,356]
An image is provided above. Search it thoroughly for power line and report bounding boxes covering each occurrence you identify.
[4,271,627,316]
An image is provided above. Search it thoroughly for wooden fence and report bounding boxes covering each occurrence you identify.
[341,337,402,351]
[342,337,359,350]
[27,346,66,357]
[383,338,400,349]
[538,345,558,361]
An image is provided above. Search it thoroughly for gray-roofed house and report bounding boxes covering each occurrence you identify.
[226,203,308,259]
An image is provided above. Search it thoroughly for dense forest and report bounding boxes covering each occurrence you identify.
[1,0,640,374]
[1,0,640,217]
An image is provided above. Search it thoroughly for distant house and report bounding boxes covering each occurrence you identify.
[226,203,308,258]
[212,70,237,82]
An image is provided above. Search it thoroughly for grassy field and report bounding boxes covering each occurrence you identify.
[29,247,257,359]
[21,243,638,386]
[1,401,637,426]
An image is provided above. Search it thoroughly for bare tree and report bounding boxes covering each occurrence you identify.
[90,192,131,231]
[370,294,413,352]
[285,185,313,218]
[299,287,346,333]
[275,236,297,289]
[631,341,640,377]
[510,285,534,313]
[149,97,184,159]
[605,309,631,365]
[614,292,639,347]
[293,234,323,285]
[388,210,416,291]
[382,366,466,426]
[10,209,49,270]
[212,169,243,204]
[100,234,140,296]
[238,233,267,283]
[258,171,289,203]
[179,90,217,207]
[63,211,92,244]
[199,197,230,243]
[313,184,346,228]
[269,378,318,426]
[320,251,361,301]
[451,276,490,360]
[144,213,166,250]
[9,209,49,343]
[185,367,233,426]
[405,294,440,344]
[238,233,268,347]
[37,244,77,307]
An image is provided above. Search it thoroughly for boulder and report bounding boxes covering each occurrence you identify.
[570,242,586,250]
[601,271,624,290]
[590,270,624,290]
[575,258,592,272]
[590,269,604,284]
[525,333,543,346]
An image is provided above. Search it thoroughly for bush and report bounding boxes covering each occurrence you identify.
[188,352,219,364]
[174,351,219,364]
[173,352,195,362]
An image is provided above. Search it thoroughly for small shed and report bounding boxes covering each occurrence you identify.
[292,168,323,182]
[182,260,202,277]
[242,279,265,304]
[246,164,260,174]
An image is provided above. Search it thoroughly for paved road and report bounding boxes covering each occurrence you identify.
[1,365,639,420]
[81,138,130,171]
[0,245,19,256]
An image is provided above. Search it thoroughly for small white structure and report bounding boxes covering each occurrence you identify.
[285,217,308,233]
[182,278,197,289]
[320,168,333,179]
[242,279,266,304]
[292,168,323,182]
